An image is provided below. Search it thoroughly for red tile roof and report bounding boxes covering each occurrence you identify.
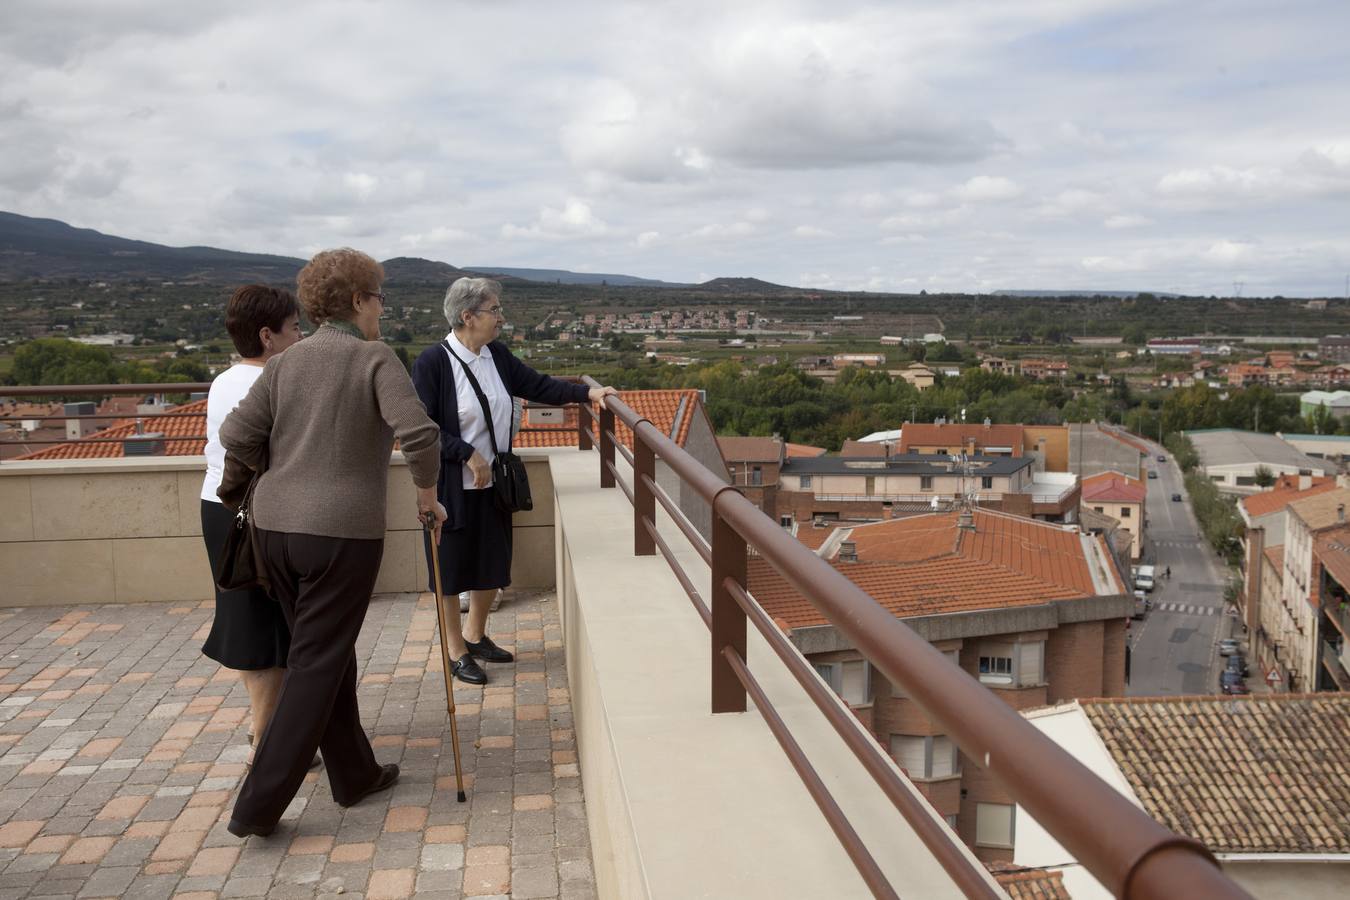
[1080,695,1350,853]
[717,436,781,463]
[1081,470,1146,503]
[987,864,1071,900]
[749,510,1123,629]
[517,390,703,450]
[899,423,1024,453]
[1240,476,1337,519]
[1313,527,1350,590]
[784,442,827,458]
[15,399,208,460]
[839,439,887,458]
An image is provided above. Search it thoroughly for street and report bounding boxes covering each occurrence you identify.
[1125,438,1236,696]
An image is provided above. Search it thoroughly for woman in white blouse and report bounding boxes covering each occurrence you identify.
[200,285,303,759]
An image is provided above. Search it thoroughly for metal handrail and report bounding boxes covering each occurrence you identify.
[581,377,1249,900]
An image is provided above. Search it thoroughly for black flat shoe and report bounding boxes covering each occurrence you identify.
[339,763,400,808]
[451,653,487,685]
[465,635,514,664]
[227,818,275,838]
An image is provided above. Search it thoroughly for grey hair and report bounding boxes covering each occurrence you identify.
[443,277,502,330]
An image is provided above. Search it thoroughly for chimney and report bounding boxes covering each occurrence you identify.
[839,541,858,563]
[958,509,976,531]
[124,432,166,457]
[1298,474,1312,490]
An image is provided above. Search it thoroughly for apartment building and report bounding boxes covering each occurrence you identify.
[748,509,1130,862]
[1277,488,1350,690]
[1079,471,1146,559]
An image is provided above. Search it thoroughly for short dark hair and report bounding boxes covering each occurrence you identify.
[224,284,301,357]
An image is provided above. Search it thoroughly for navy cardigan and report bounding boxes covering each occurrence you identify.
[411,340,590,529]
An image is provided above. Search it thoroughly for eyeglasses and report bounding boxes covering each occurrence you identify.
[363,290,387,305]
[473,305,504,318]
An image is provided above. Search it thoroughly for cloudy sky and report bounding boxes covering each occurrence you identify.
[2,0,1347,295]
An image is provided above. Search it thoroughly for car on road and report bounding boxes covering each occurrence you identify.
[1171,493,1183,502]
[1219,669,1250,694]
[1218,638,1240,656]
[1225,654,1250,677]
[1157,454,1166,462]
[1148,470,1158,479]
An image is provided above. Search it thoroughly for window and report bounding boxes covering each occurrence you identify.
[1120,507,1131,518]
[865,476,876,496]
[920,475,934,491]
[1093,506,1105,513]
[799,475,812,489]
[981,476,993,489]
[945,815,958,830]
[888,735,959,780]
[814,660,872,705]
[779,515,793,528]
[978,655,1013,684]
[976,803,1015,848]
[1017,642,1044,685]
[751,466,763,486]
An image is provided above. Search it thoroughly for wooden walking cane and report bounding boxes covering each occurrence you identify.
[423,512,467,803]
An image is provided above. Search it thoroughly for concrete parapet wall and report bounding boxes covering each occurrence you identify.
[0,451,565,607]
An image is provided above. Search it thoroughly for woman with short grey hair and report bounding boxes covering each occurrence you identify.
[413,276,617,684]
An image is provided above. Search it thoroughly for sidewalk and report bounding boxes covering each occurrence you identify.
[0,590,594,899]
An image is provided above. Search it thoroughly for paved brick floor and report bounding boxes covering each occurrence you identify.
[0,590,594,899]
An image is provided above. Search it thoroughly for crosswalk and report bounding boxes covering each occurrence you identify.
[1152,601,1220,616]
[1154,539,1200,548]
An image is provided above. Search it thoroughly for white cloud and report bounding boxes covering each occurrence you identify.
[635,230,661,248]
[685,221,756,240]
[956,175,1022,202]
[502,199,609,241]
[1203,240,1254,263]
[793,225,832,238]
[1103,214,1152,229]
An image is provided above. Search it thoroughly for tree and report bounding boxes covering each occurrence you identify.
[1253,465,1276,488]
[12,338,118,386]
[1122,323,1148,345]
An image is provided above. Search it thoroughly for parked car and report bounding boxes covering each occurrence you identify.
[1148,470,1158,479]
[1219,670,1250,694]
[1157,454,1166,462]
[1226,654,1249,677]
[1171,493,1183,502]
[1218,638,1240,656]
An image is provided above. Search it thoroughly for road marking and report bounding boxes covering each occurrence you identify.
[1154,601,1219,616]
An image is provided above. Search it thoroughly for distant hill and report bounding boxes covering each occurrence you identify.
[0,211,306,283]
[994,289,1182,299]
[466,265,685,288]
[697,277,801,293]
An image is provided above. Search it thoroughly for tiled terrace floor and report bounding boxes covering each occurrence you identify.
[0,590,594,900]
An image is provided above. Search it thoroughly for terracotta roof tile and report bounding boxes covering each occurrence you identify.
[1314,527,1350,590]
[15,399,208,460]
[987,864,1071,900]
[517,390,702,451]
[1240,477,1337,519]
[900,423,1024,452]
[1081,471,1146,503]
[1288,487,1350,532]
[717,436,781,463]
[784,442,827,458]
[1080,695,1350,854]
[750,510,1121,628]
[840,439,887,457]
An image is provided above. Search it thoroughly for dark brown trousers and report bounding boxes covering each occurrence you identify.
[231,529,385,828]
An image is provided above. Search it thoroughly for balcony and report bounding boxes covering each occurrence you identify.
[1321,639,1350,692]
[0,385,1249,898]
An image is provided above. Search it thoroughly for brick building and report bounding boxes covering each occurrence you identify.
[748,509,1131,861]
[1079,471,1146,559]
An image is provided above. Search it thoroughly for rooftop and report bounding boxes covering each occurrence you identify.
[1240,475,1337,519]
[1288,486,1350,531]
[782,453,1036,477]
[987,863,1071,900]
[1077,695,1350,854]
[749,509,1124,629]
[716,435,781,463]
[899,422,1025,452]
[1081,470,1146,504]
[1183,428,1329,473]
[15,398,208,461]
[1314,526,1350,589]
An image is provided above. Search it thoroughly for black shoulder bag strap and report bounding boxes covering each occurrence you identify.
[443,340,507,455]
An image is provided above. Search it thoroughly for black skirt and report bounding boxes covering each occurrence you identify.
[200,499,291,670]
[425,488,513,595]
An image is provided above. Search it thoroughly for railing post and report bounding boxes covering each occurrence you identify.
[711,492,747,713]
[634,431,656,557]
[599,405,615,488]
[577,402,592,451]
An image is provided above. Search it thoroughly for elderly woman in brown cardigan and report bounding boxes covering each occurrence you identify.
[220,248,445,838]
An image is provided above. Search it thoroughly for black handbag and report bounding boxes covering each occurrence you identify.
[446,342,533,513]
[214,452,270,592]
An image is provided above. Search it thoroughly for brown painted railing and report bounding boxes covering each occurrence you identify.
[575,379,1250,900]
